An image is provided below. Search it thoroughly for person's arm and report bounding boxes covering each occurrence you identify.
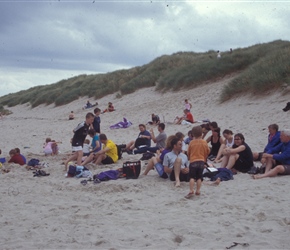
[225,145,246,154]
[150,128,157,143]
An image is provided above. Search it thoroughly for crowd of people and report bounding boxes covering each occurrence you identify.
[2,96,290,199]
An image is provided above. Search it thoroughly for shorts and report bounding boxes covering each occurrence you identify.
[72,146,83,152]
[101,155,114,165]
[169,168,189,182]
[233,157,252,173]
[281,165,290,175]
[189,161,205,181]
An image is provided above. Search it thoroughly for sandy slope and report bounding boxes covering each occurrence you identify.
[0,76,290,249]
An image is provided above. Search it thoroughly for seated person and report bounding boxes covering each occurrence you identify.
[125,124,151,154]
[252,123,281,166]
[214,129,234,163]
[142,135,175,176]
[86,133,118,165]
[83,139,91,157]
[102,102,115,113]
[15,148,26,164]
[206,127,224,161]
[175,109,194,124]
[69,111,75,120]
[145,123,167,153]
[43,138,60,156]
[83,100,93,110]
[201,123,211,139]
[163,137,189,187]
[253,129,290,179]
[147,114,160,125]
[8,149,25,165]
[220,133,253,173]
[81,129,101,163]
[184,130,193,145]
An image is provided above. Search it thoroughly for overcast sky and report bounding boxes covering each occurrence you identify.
[0,0,289,97]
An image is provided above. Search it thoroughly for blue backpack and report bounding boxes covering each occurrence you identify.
[27,158,40,167]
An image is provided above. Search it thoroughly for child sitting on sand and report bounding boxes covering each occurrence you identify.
[185,125,210,199]
[8,149,25,165]
[43,138,60,156]
[83,139,91,156]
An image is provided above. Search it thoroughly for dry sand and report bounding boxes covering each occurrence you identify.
[0,76,290,249]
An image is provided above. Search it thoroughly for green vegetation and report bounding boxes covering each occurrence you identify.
[0,39,289,108]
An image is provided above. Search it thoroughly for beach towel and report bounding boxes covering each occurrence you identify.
[110,117,132,129]
[210,168,234,182]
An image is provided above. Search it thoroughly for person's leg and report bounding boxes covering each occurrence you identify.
[76,150,84,166]
[196,179,202,195]
[126,140,135,150]
[143,157,158,175]
[225,154,239,169]
[94,153,106,165]
[174,157,182,187]
[265,157,274,173]
[81,153,94,166]
[214,144,225,162]
[64,152,77,171]
[253,165,285,179]
[220,154,229,168]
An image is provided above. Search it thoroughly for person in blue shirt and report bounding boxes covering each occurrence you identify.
[253,129,290,179]
[252,124,281,164]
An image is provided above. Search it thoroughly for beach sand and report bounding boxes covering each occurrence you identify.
[0,76,290,249]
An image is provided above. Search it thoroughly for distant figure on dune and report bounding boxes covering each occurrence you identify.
[184,99,192,111]
[175,109,194,125]
[147,113,160,125]
[69,111,75,120]
[102,102,115,113]
[83,100,98,110]
[217,50,221,59]
[283,102,290,112]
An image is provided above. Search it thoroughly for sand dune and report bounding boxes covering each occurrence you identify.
[0,76,290,249]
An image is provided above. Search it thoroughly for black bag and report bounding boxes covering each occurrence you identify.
[140,152,155,161]
[123,161,141,179]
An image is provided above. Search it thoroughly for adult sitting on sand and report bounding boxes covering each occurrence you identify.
[220,133,254,173]
[252,124,281,166]
[163,137,189,187]
[214,129,234,163]
[125,124,151,154]
[253,129,290,179]
[147,113,160,125]
[206,127,224,161]
[175,109,194,125]
[82,133,118,166]
[145,123,167,153]
[142,135,175,176]
[8,149,25,165]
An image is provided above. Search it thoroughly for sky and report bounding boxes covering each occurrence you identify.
[0,0,290,97]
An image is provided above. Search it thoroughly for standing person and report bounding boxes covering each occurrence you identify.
[185,126,210,199]
[64,112,95,171]
[220,133,254,173]
[163,137,189,187]
[91,107,101,134]
[184,99,192,110]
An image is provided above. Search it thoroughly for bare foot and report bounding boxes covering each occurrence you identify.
[252,175,259,179]
[195,191,201,195]
[185,192,194,199]
[175,180,181,187]
[211,177,221,186]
